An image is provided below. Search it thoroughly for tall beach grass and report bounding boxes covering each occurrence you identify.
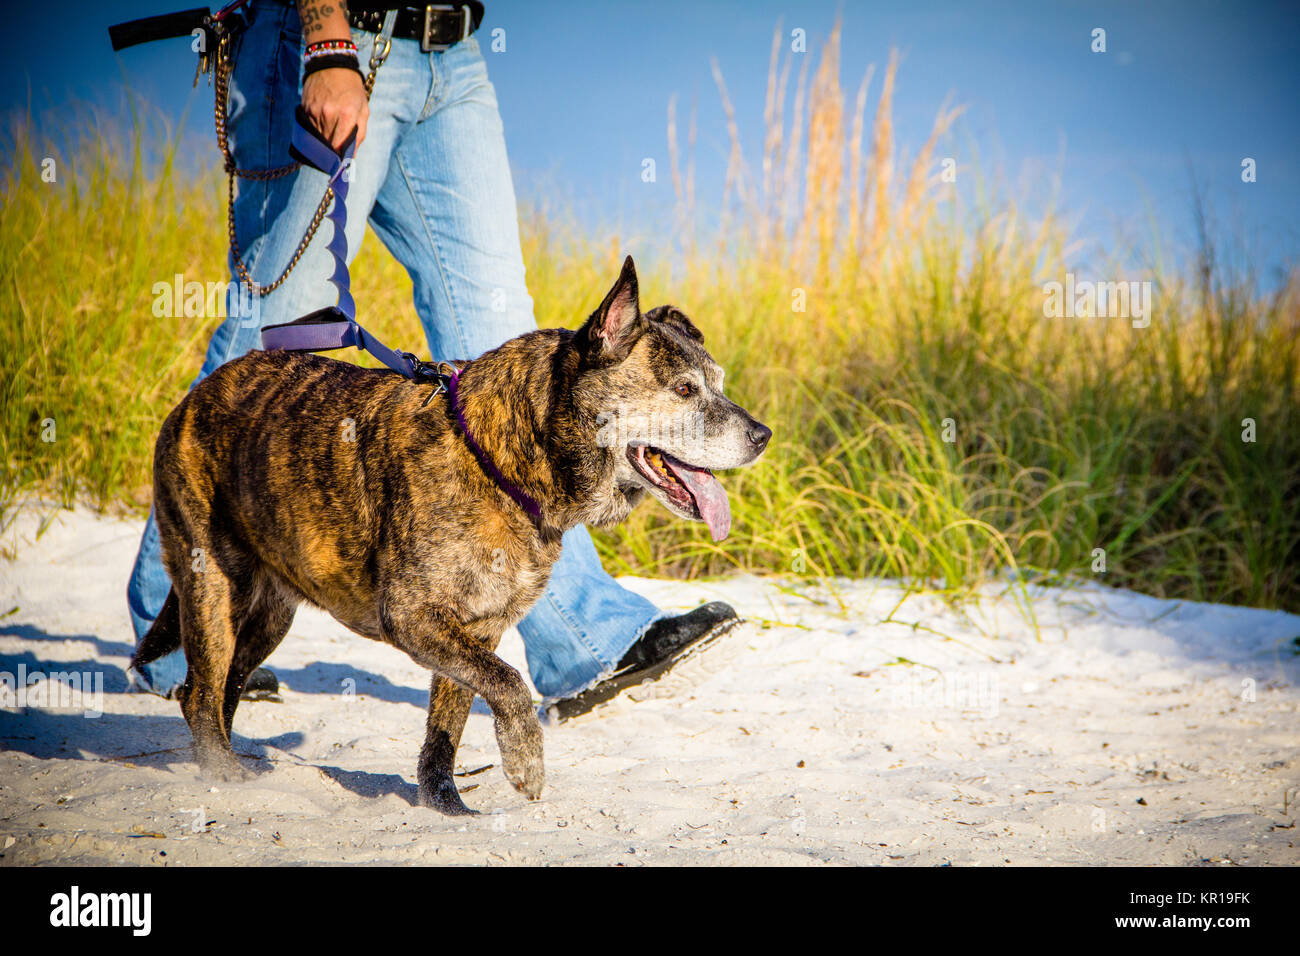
[3,29,1297,613]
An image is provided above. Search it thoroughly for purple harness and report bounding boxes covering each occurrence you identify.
[260,111,541,522]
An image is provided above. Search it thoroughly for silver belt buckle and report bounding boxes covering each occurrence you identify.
[421,4,472,52]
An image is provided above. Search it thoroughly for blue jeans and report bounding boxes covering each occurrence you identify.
[126,0,661,699]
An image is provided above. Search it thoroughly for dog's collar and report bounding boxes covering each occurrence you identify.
[428,364,543,522]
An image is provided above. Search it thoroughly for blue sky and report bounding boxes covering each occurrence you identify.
[5,0,1298,281]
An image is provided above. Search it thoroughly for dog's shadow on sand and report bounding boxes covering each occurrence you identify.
[0,623,475,800]
[268,660,426,707]
[0,625,295,770]
[0,623,136,671]
[0,706,302,777]
[270,660,494,715]
[0,693,419,803]
[314,765,420,804]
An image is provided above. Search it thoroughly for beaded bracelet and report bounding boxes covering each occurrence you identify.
[305,38,358,60]
[305,47,358,64]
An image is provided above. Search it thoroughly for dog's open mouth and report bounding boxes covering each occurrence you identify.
[627,445,731,542]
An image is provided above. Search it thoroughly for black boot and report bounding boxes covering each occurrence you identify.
[551,602,740,720]
[241,667,282,702]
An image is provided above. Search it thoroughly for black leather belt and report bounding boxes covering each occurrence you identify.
[108,2,486,55]
[346,3,485,51]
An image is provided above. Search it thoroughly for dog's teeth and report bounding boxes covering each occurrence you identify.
[643,449,683,486]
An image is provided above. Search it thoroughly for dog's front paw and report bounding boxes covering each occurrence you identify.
[418,770,478,816]
[496,713,544,800]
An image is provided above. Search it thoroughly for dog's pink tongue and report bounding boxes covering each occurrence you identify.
[665,457,731,542]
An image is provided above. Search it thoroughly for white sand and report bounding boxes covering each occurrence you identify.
[1,506,1297,866]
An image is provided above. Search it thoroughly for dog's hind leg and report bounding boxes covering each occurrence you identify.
[380,602,543,808]
[221,578,297,740]
[174,556,254,782]
[417,677,478,814]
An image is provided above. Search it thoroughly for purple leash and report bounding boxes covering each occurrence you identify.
[259,112,541,522]
[260,108,420,378]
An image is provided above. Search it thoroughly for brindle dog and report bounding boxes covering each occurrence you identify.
[132,257,770,814]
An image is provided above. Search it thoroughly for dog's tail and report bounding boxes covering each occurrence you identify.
[131,587,182,669]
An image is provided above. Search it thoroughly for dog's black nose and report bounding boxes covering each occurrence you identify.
[748,422,772,450]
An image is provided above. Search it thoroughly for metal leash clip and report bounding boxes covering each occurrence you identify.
[410,360,458,407]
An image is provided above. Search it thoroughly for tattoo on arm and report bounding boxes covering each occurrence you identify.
[297,1,350,40]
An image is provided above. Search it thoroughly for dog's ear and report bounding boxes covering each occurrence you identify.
[644,305,704,344]
[580,255,643,362]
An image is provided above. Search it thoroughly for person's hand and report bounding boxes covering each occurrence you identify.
[302,67,369,150]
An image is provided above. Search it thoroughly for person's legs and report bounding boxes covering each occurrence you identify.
[364,37,662,700]
[126,1,416,691]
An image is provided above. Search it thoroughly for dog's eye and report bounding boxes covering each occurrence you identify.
[674,382,694,397]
